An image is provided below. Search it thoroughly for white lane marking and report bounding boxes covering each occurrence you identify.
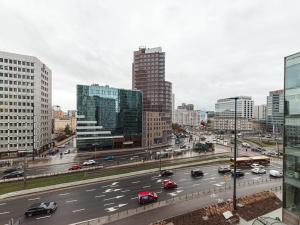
[192,183,201,186]
[179,178,187,182]
[184,172,189,175]
[203,177,217,181]
[95,195,105,198]
[102,182,119,188]
[168,190,183,197]
[66,199,78,203]
[103,188,122,193]
[131,196,138,200]
[86,189,96,192]
[132,180,140,184]
[105,203,128,212]
[59,193,70,196]
[0,203,6,206]
[104,202,114,206]
[204,173,209,175]
[36,215,51,220]
[156,191,162,194]
[142,185,151,188]
[111,182,118,186]
[28,197,40,201]
[121,190,130,193]
[104,195,124,201]
[156,179,162,183]
[245,172,250,175]
[72,208,85,213]
[0,211,10,215]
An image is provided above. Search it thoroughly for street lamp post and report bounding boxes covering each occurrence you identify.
[229,97,238,211]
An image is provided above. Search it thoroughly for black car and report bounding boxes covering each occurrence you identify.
[230,169,244,177]
[3,167,21,174]
[160,170,173,177]
[25,202,57,217]
[218,166,231,174]
[2,170,24,179]
[191,169,204,177]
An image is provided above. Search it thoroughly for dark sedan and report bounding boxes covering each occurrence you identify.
[191,169,204,177]
[231,169,245,177]
[2,170,24,179]
[25,202,57,217]
[160,170,173,177]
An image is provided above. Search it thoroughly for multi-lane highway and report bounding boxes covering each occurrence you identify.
[0,161,282,225]
[0,137,230,177]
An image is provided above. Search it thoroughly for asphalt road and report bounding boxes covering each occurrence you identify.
[1,138,228,177]
[0,161,282,225]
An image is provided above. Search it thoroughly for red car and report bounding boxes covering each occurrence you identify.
[163,180,178,189]
[69,163,81,170]
[138,191,158,205]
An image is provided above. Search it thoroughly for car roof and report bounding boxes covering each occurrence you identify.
[138,191,154,197]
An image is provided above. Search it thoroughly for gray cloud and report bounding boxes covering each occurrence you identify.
[0,0,298,111]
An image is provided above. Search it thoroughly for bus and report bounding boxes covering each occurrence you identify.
[230,156,270,168]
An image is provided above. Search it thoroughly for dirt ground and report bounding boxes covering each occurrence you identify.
[152,191,282,225]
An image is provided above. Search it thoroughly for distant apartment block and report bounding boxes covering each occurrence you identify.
[214,96,253,131]
[174,108,200,127]
[253,104,267,121]
[132,46,172,146]
[266,89,284,134]
[76,84,142,150]
[0,51,52,158]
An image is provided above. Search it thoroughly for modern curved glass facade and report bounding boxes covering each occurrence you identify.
[283,52,300,224]
[76,84,142,150]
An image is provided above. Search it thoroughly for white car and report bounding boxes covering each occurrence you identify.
[251,163,264,169]
[251,168,266,174]
[269,170,283,178]
[64,149,71,154]
[83,160,96,166]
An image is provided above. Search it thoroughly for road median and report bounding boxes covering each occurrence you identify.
[0,155,229,199]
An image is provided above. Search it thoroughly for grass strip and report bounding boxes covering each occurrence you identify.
[0,155,229,195]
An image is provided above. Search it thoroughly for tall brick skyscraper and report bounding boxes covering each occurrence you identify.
[132,47,172,147]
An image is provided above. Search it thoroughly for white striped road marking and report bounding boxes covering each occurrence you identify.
[0,212,10,215]
[86,189,96,192]
[192,183,201,186]
[95,195,105,198]
[36,215,51,220]
[203,177,217,181]
[59,193,70,196]
[104,195,124,201]
[104,202,114,206]
[179,178,187,182]
[0,203,6,206]
[131,196,138,200]
[66,200,78,203]
[72,208,85,213]
[28,197,40,201]
[156,191,162,194]
[142,185,151,188]
[131,181,140,184]
[121,190,130,193]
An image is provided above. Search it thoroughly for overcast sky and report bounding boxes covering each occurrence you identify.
[0,0,299,111]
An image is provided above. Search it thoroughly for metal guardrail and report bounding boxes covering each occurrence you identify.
[70,178,282,225]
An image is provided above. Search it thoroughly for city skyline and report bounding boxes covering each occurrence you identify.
[1,1,299,111]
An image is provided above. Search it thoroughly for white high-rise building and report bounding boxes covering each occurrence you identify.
[0,51,52,157]
[214,96,254,131]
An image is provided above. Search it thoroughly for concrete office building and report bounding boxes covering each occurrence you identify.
[254,104,267,121]
[132,46,172,146]
[253,104,267,132]
[266,89,284,134]
[0,51,52,158]
[76,84,142,150]
[172,93,175,123]
[214,96,253,131]
[177,103,194,111]
[283,52,300,225]
[174,108,200,127]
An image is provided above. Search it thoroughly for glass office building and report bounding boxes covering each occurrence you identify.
[76,84,142,150]
[283,52,300,224]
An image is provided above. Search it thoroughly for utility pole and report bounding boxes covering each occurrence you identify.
[32,103,35,161]
[229,97,238,211]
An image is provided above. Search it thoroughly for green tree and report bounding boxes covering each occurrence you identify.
[64,124,71,135]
